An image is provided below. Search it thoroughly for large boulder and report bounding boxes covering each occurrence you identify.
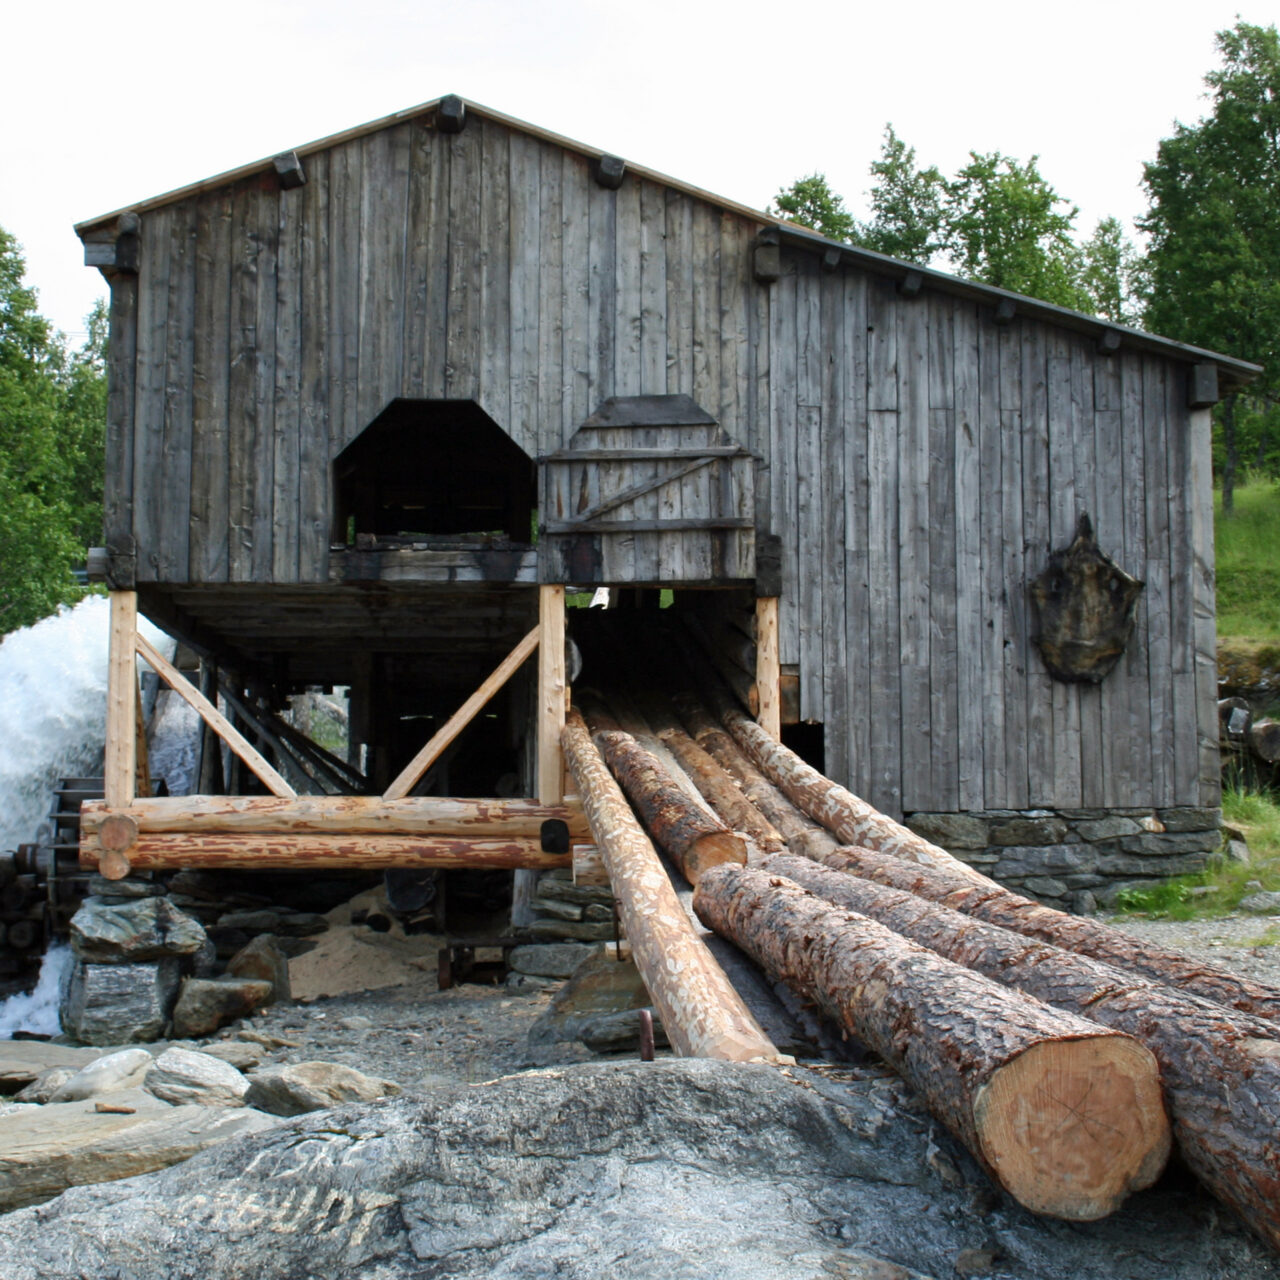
[225,936,291,1003]
[70,897,207,963]
[0,1060,1272,1280]
[0,1044,105,1095]
[60,958,181,1044]
[47,1049,154,1102]
[144,1048,251,1108]
[170,978,274,1038]
[244,1062,401,1117]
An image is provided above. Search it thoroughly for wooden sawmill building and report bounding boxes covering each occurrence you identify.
[73,95,1260,894]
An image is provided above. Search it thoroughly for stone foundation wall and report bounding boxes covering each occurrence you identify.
[903,807,1223,914]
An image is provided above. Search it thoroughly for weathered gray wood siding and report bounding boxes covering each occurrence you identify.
[764,249,1218,814]
[108,112,1217,813]
[114,115,768,588]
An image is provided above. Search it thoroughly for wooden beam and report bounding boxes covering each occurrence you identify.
[82,832,568,873]
[135,632,296,799]
[383,625,541,801]
[754,596,781,739]
[104,591,137,809]
[561,708,778,1062]
[134,677,151,799]
[80,794,590,840]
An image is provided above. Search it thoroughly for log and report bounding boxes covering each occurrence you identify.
[755,596,781,739]
[581,705,746,886]
[815,845,1280,1025]
[1249,719,1280,764]
[694,864,1168,1221]
[79,795,589,841]
[655,724,786,858]
[104,591,137,809]
[80,832,569,873]
[720,704,987,883]
[1219,696,1254,741]
[560,708,777,1062]
[765,852,1280,1250]
[672,692,839,860]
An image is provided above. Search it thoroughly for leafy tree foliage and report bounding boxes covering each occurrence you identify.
[0,227,106,632]
[1139,21,1280,512]
[1078,216,1144,325]
[770,173,856,243]
[855,126,945,264]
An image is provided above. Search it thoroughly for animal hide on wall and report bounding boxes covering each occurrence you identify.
[1030,513,1144,684]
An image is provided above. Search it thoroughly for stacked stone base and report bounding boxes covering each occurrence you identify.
[904,806,1223,914]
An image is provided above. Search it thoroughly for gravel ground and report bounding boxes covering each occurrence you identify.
[1105,910,1280,987]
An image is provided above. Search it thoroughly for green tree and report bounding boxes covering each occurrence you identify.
[1078,216,1143,325]
[855,125,945,264]
[770,173,856,242]
[1140,21,1280,512]
[0,227,106,632]
[941,150,1088,308]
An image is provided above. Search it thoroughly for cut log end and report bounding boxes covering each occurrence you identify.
[684,832,749,885]
[974,1036,1170,1221]
[98,848,133,881]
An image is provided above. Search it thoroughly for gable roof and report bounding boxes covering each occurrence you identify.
[75,95,1261,390]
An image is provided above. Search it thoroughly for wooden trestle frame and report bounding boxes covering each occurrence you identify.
[86,586,782,883]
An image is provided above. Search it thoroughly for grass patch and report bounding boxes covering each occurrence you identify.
[1114,784,1280,921]
[1215,476,1280,645]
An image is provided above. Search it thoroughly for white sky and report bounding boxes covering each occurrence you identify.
[1,0,1265,342]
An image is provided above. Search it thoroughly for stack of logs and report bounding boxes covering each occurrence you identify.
[565,673,1280,1249]
[1220,696,1280,784]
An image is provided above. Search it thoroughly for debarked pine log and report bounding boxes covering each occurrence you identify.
[814,846,1280,1026]
[693,864,1169,1222]
[765,852,1280,1250]
[560,709,777,1062]
[583,711,746,887]
[81,833,571,877]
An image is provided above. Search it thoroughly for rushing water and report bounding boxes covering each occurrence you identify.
[0,943,73,1038]
[0,596,174,856]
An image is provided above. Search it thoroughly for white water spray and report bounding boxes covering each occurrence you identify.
[0,943,73,1038]
[0,596,174,855]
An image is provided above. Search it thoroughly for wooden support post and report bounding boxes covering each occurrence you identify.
[104,591,137,809]
[754,596,781,739]
[514,586,568,926]
[383,626,541,802]
[134,676,151,799]
[135,633,296,799]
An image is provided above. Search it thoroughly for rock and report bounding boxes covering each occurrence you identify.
[1073,816,1142,841]
[1020,876,1069,899]
[531,895,584,921]
[1069,890,1099,917]
[191,935,219,978]
[583,903,614,922]
[1118,831,1223,857]
[504,972,554,995]
[0,1093,276,1212]
[226,936,291,1003]
[244,1061,401,1117]
[272,912,328,937]
[532,879,616,907]
[171,978,274,1038]
[1158,807,1222,833]
[70,897,208,963]
[145,1048,251,1108]
[0,1059,1272,1280]
[954,1246,1000,1276]
[529,949,659,1051]
[48,1049,155,1102]
[198,1041,262,1071]
[989,844,1098,877]
[14,1068,77,1104]
[527,920,615,942]
[0,1043,106,1094]
[989,816,1070,846]
[61,958,181,1044]
[903,812,989,849]
[508,942,594,979]
[1239,891,1280,915]
[216,909,282,933]
[338,1015,372,1032]
[86,875,165,900]
[1224,840,1252,865]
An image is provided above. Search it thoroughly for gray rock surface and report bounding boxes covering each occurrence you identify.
[244,1061,401,1116]
[1239,891,1280,915]
[0,1060,1273,1279]
[226,935,291,1003]
[508,942,595,978]
[171,977,274,1037]
[0,1044,106,1093]
[70,896,208,962]
[145,1048,250,1108]
[13,1068,77,1104]
[47,1048,154,1102]
[61,957,181,1043]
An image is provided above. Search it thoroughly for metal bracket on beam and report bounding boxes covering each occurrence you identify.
[1096,329,1122,357]
[1189,362,1220,409]
[821,246,842,273]
[754,228,781,284]
[593,154,626,189]
[436,94,467,133]
[993,297,1017,326]
[273,151,307,190]
[897,270,924,299]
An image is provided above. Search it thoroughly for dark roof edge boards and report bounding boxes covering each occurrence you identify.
[74,95,1262,390]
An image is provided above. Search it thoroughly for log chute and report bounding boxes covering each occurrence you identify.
[811,845,1280,1026]
[693,863,1170,1221]
[560,708,777,1062]
[765,851,1280,1250]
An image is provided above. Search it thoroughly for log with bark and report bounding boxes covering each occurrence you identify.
[810,845,1280,1025]
[560,708,777,1063]
[765,851,1280,1250]
[579,703,746,886]
[1250,719,1280,765]
[693,864,1169,1221]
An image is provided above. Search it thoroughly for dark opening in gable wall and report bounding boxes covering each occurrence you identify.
[333,400,536,544]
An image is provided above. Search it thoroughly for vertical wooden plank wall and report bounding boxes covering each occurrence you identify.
[110,110,1217,813]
